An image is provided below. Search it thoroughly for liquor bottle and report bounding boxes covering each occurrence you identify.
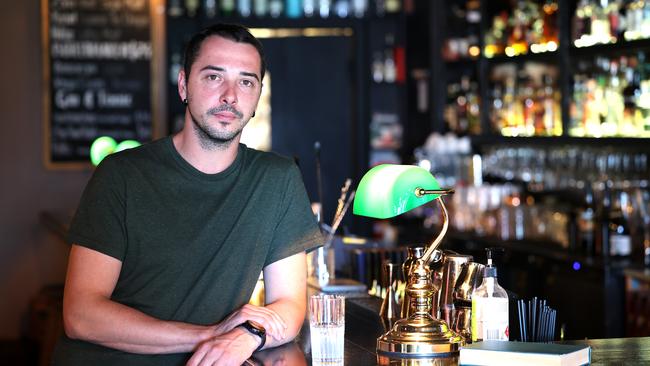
[383,34,397,83]
[490,82,504,133]
[592,0,613,44]
[604,60,624,136]
[168,0,184,17]
[608,191,633,257]
[185,0,200,17]
[508,1,529,56]
[269,0,283,17]
[639,0,650,38]
[303,0,316,16]
[541,0,559,48]
[253,0,268,17]
[385,0,400,14]
[372,52,384,83]
[220,0,235,16]
[375,0,385,17]
[351,0,367,18]
[467,79,481,134]
[573,0,589,42]
[570,74,586,136]
[541,74,561,136]
[445,82,460,132]
[596,183,612,258]
[205,0,218,17]
[519,73,536,136]
[319,0,331,17]
[383,49,396,83]
[454,77,471,133]
[607,0,623,40]
[286,0,302,18]
[502,76,518,136]
[334,0,350,17]
[577,184,596,256]
[237,0,252,17]
[622,61,641,136]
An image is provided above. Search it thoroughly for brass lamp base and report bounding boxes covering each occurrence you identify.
[376,313,464,358]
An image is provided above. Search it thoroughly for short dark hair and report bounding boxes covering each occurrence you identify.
[182,23,266,81]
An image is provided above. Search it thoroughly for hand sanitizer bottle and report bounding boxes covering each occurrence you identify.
[471,248,509,342]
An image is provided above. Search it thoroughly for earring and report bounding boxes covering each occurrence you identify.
[251,112,256,118]
[183,98,188,105]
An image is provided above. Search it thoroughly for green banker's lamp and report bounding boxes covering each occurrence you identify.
[353,164,464,358]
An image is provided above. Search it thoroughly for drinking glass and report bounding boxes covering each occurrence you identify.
[309,294,345,365]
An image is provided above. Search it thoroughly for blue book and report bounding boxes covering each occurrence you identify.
[460,341,591,366]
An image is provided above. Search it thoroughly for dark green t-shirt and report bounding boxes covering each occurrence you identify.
[52,137,323,365]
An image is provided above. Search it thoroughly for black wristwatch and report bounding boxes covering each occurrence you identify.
[239,320,266,352]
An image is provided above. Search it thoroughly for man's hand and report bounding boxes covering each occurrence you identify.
[214,304,287,341]
[186,327,260,366]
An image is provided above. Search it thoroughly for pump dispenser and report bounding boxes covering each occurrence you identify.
[471,247,509,342]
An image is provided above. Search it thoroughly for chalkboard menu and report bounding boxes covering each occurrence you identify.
[43,0,154,167]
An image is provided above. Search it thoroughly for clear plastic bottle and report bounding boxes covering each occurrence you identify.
[471,248,509,342]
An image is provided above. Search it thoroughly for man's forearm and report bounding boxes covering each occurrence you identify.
[263,298,306,348]
[64,295,213,354]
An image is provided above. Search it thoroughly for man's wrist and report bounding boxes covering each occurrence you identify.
[234,324,265,352]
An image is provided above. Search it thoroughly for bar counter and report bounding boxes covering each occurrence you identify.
[251,296,650,365]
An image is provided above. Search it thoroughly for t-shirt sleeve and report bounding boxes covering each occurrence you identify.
[264,163,324,267]
[65,155,128,261]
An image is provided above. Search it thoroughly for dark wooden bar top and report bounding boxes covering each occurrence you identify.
[250,296,650,365]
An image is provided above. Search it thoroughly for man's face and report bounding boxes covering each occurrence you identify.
[179,35,262,146]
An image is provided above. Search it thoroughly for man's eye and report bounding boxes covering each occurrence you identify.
[241,79,254,87]
[207,74,220,81]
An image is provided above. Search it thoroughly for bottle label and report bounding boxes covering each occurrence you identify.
[472,297,508,342]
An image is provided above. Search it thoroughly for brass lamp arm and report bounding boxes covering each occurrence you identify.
[421,197,449,264]
[415,188,455,197]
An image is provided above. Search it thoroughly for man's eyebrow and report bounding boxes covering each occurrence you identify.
[200,65,226,73]
[240,71,260,82]
[199,65,260,82]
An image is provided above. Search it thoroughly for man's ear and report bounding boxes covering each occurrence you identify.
[177,70,187,102]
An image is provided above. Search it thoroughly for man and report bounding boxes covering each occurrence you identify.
[52,23,323,366]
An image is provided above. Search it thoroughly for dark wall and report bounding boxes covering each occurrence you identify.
[0,0,92,338]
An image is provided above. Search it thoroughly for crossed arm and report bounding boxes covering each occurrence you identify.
[62,244,307,363]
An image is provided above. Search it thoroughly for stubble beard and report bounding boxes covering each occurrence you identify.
[187,104,249,151]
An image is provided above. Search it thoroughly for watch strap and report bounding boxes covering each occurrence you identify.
[239,320,266,352]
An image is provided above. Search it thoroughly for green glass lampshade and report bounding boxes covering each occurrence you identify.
[115,139,141,152]
[353,164,442,219]
[90,136,118,166]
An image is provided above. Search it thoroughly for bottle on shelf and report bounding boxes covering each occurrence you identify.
[286,0,302,18]
[471,248,509,342]
[237,0,252,17]
[253,0,268,17]
[596,182,612,258]
[334,0,350,18]
[445,75,480,135]
[608,190,633,257]
[384,0,400,14]
[319,0,332,18]
[269,0,283,17]
[351,0,368,18]
[303,0,316,17]
[185,0,200,17]
[205,0,218,17]
[168,0,185,17]
[570,53,650,137]
[220,0,236,17]
[577,184,596,256]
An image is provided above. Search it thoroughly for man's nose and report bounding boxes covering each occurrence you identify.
[220,82,237,105]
